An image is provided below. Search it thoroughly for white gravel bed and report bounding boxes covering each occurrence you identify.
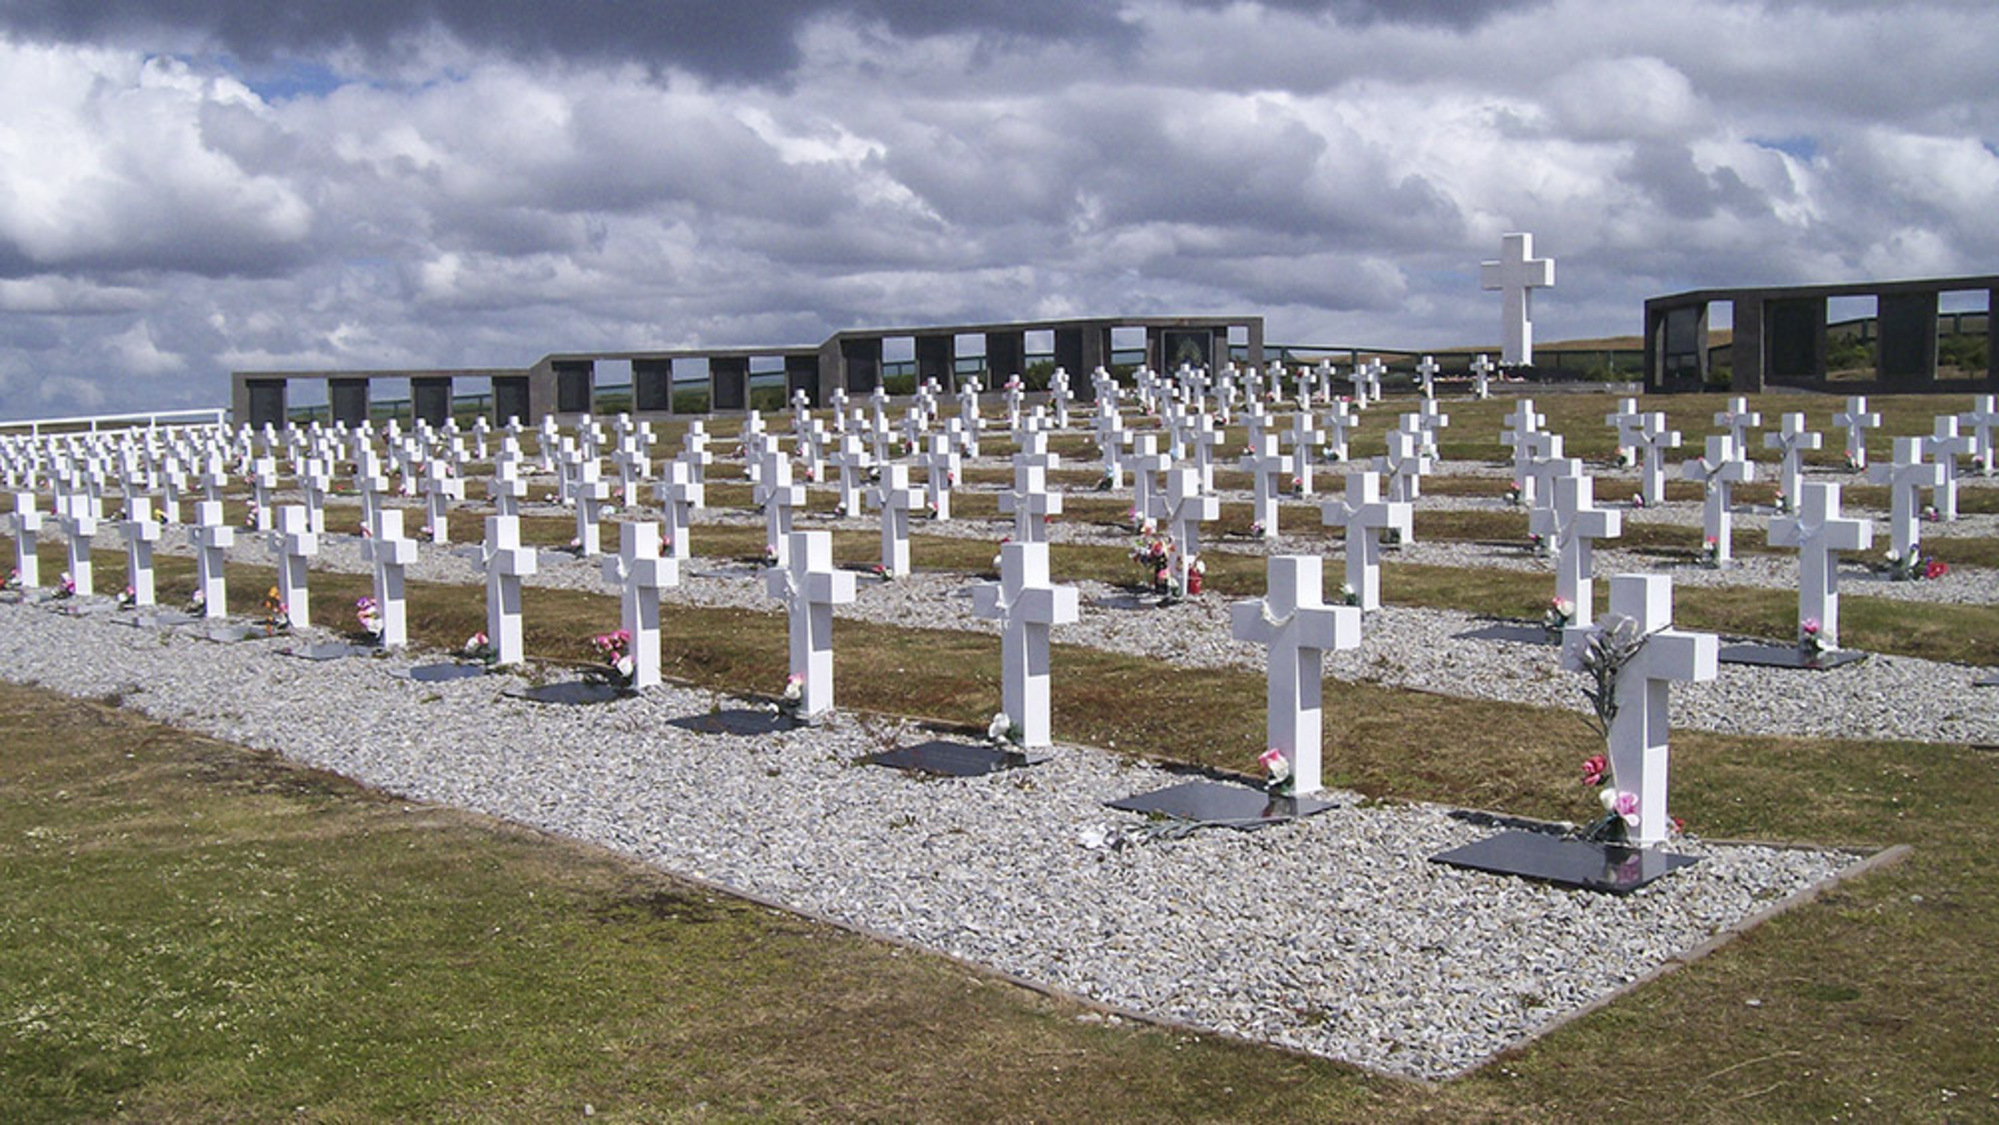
[0,598,1859,1079]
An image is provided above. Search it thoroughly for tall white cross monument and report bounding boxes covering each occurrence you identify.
[1480,232,1554,367]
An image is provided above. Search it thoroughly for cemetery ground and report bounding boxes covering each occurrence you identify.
[4,389,1998,1119]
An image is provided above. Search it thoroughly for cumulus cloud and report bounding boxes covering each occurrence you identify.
[0,0,1997,417]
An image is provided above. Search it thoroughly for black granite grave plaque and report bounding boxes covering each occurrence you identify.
[1717,642,1868,671]
[509,681,629,705]
[863,740,1043,777]
[666,708,794,736]
[405,663,489,683]
[1430,830,1699,894]
[282,642,375,661]
[130,609,199,628]
[201,624,263,643]
[1457,620,1556,646]
[1976,672,1999,688]
[1107,780,1336,826]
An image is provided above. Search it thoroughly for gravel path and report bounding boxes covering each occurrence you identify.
[0,599,1859,1079]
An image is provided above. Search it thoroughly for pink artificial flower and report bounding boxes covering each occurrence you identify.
[1581,754,1608,787]
[1801,618,1821,637]
[1613,791,1640,827]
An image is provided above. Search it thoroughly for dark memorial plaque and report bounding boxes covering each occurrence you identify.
[59,598,119,616]
[202,624,262,643]
[1431,830,1699,895]
[282,641,375,661]
[1718,643,1868,671]
[405,663,488,683]
[1976,672,1999,688]
[864,740,1043,778]
[509,681,629,706]
[667,709,794,736]
[1457,620,1555,646]
[130,609,199,628]
[1108,780,1336,827]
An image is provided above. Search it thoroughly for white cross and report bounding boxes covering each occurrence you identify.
[188,498,234,617]
[1605,397,1644,463]
[120,495,163,607]
[1628,413,1682,507]
[271,504,317,627]
[1230,553,1361,796]
[915,435,959,520]
[1959,394,1998,476]
[1322,470,1409,612]
[1119,432,1167,532]
[1684,433,1754,564]
[5,490,42,588]
[1500,399,1545,503]
[827,432,872,516]
[1415,354,1441,399]
[755,450,805,566]
[354,449,389,532]
[1867,436,1945,560]
[1480,232,1554,366]
[764,530,856,719]
[866,462,923,577]
[1762,412,1822,506]
[360,507,417,647]
[1286,412,1324,496]
[1921,415,1975,520]
[1158,467,1218,593]
[1376,419,1430,511]
[599,521,679,690]
[971,540,1079,750]
[1712,396,1762,450]
[422,461,463,544]
[1768,481,1870,651]
[248,457,277,531]
[998,461,1063,543]
[51,489,97,597]
[490,452,528,519]
[1241,432,1293,540]
[1529,468,1622,625]
[653,457,704,561]
[1320,399,1357,463]
[298,458,330,533]
[1469,353,1495,399]
[1188,413,1225,491]
[1560,574,1716,847]
[571,458,610,557]
[483,514,537,666]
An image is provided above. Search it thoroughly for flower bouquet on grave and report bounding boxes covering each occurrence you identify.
[242,500,260,530]
[261,586,291,635]
[2,568,17,591]
[986,711,1024,750]
[1248,520,1266,540]
[353,595,381,638]
[1880,547,1942,582]
[1615,447,1637,469]
[1772,491,1792,515]
[1340,582,1359,607]
[358,522,373,539]
[1921,504,1942,523]
[117,584,136,609]
[1290,475,1305,497]
[1541,596,1574,641]
[1527,531,1549,557]
[773,672,806,720]
[1699,536,1720,569]
[1130,535,1172,593]
[1185,556,1205,596]
[1258,747,1294,797]
[1844,451,1862,471]
[54,572,76,600]
[1630,492,1646,509]
[585,628,635,687]
[760,541,779,567]
[1382,525,1404,548]
[870,562,895,581]
[1095,471,1114,492]
[462,631,499,666]
[420,524,437,543]
[1799,618,1830,664]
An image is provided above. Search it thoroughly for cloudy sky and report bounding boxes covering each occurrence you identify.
[1,0,1995,419]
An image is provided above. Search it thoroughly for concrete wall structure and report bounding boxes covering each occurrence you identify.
[1645,276,1998,394]
[231,315,1261,428]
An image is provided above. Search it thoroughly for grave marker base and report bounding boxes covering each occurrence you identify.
[402,663,489,683]
[1430,830,1699,894]
[282,642,377,661]
[201,624,264,644]
[58,598,120,617]
[1717,643,1869,671]
[666,708,796,736]
[0,589,54,605]
[1975,672,1999,688]
[128,610,200,628]
[509,681,630,706]
[863,740,1044,777]
[1107,780,1336,827]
